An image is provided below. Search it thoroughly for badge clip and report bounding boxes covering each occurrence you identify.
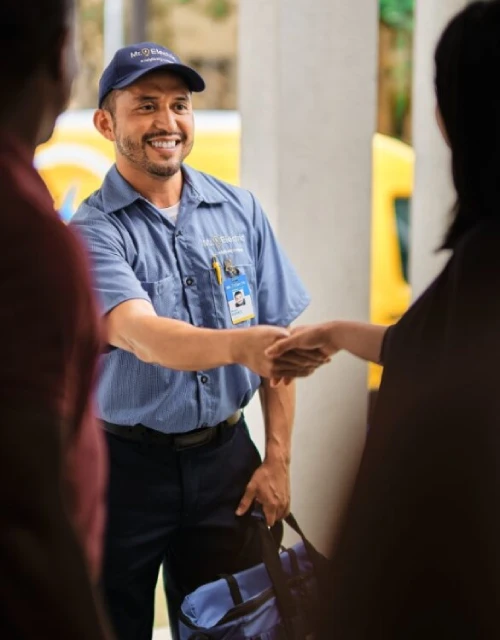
[224,258,240,278]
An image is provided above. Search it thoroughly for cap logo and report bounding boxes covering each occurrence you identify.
[130,48,177,61]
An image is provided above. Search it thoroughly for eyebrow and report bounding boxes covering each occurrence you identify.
[134,94,159,102]
[133,93,190,102]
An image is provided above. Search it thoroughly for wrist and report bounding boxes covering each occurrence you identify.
[265,442,291,467]
[321,321,340,352]
[227,328,248,366]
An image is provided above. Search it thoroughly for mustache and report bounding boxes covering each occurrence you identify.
[142,130,187,144]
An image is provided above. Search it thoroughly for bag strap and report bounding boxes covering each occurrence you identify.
[254,517,305,640]
[284,513,328,584]
[286,547,300,577]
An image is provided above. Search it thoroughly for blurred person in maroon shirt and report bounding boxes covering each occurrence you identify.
[0,0,112,638]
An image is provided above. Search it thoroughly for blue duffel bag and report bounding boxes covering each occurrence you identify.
[179,514,328,640]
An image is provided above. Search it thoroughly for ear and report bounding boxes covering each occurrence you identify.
[94,109,116,142]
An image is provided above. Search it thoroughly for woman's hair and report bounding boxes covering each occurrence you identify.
[435,0,500,249]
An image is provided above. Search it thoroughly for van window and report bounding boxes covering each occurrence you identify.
[394,197,411,283]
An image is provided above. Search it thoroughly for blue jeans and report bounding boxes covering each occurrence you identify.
[101,418,262,640]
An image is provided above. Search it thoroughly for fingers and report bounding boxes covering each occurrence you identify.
[262,503,279,527]
[269,352,331,380]
[266,335,303,358]
[266,327,290,344]
[235,482,257,517]
[274,349,331,368]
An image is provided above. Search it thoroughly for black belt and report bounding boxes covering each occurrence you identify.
[103,411,242,451]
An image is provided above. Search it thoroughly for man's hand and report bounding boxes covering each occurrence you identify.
[232,325,326,379]
[229,326,289,378]
[236,458,290,526]
[266,323,337,382]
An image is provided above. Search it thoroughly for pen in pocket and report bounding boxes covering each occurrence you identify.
[212,256,222,285]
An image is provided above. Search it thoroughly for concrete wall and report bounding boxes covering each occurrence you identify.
[239,0,378,550]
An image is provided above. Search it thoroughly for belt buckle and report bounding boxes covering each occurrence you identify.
[172,428,214,451]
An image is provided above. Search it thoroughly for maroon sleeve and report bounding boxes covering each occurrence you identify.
[0,214,93,415]
[0,206,112,638]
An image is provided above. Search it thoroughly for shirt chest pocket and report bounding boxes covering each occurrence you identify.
[140,275,179,319]
[206,262,258,329]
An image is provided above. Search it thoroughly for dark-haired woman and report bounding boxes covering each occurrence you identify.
[269,2,500,637]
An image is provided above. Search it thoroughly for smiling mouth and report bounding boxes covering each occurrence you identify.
[148,139,179,150]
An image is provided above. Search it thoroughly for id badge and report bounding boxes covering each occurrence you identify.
[224,273,256,325]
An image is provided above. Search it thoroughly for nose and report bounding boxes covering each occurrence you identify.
[154,106,178,133]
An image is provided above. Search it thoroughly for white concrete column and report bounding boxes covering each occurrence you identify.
[130,0,148,44]
[410,0,469,298]
[104,0,125,65]
[240,0,378,550]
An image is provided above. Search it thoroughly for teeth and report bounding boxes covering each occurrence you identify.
[151,140,176,149]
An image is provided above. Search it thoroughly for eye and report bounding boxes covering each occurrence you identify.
[138,103,155,112]
[174,102,189,112]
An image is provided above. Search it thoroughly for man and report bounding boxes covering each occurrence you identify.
[71,42,322,640]
[0,0,111,638]
[234,290,246,307]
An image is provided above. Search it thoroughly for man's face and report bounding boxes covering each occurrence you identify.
[104,71,194,179]
[235,292,244,305]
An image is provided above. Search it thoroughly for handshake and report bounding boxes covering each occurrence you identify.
[235,323,338,384]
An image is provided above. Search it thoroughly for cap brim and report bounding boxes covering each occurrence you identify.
[113,63,205,94]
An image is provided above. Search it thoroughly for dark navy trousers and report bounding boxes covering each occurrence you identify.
[101,418,262,640]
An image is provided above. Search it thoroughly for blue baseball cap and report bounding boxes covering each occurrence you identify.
[98,42,205,107]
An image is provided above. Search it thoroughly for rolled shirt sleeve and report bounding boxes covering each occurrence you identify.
[72,208,151,316]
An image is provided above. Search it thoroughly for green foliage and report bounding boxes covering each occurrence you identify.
[207,0,231,19]
[173,0,231,20]
[380,0,414,30]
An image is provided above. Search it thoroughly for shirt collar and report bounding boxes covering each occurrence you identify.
[182,164,228,205]
[100,163,228,214]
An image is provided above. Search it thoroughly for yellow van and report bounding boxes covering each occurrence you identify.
[35,110,413,390]
[369,134,413,389]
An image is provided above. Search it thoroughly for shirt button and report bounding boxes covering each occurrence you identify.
[200,375,208,384]
[185,277,194,286]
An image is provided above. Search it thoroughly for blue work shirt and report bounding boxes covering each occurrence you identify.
[71,165,310,433]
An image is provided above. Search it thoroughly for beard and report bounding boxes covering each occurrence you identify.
[115,129,190,178]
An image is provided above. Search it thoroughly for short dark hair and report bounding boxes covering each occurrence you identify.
[101,90,117,117]
[435,0,500,249]
[0,0,74,82]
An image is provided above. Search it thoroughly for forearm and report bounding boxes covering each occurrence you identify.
[115,314,242,371]
[328,321,389,364]
[259,379,296,465]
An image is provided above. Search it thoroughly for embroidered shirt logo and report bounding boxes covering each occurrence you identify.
[202,234,245,249]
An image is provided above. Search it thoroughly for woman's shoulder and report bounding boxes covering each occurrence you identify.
[453,217,500,262]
